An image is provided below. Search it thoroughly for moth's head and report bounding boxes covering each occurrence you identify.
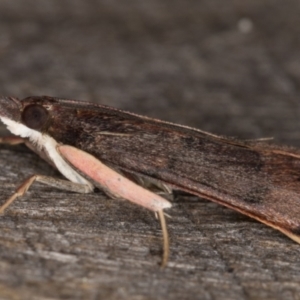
[0,96,58,137]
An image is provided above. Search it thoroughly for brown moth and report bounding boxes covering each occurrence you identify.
[0,96,300,266]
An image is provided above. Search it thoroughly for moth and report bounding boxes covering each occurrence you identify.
[0,96,300,266]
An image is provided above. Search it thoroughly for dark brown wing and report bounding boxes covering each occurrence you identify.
[27,96,300,243]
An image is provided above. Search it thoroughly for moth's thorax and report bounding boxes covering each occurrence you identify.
[0,116,92,187]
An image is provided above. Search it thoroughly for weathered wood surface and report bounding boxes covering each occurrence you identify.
[0,1,300,299]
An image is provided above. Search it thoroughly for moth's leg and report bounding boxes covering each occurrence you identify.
[0,136,25,145]
[0,136,58,170]
[129,173,174,200]
[157,210,169,267]
[0,175,93,214]
[58,145,171,266]
[58,145,171,211]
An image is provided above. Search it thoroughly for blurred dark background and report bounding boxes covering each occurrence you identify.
[0,1,300,300]
[0,0,299,144]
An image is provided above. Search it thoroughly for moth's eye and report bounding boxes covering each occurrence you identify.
[22,104,49,130]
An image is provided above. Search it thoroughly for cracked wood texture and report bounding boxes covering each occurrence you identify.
[0,1,300,300]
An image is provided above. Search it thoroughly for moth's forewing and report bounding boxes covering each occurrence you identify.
[13,96,300,243]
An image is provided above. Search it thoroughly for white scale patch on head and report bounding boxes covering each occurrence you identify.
[0,116,92,187]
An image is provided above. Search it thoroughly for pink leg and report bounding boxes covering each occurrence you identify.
[58,145,171,266]
[58,145,171,212]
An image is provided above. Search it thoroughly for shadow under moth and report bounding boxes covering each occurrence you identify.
[0,95,300,266]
